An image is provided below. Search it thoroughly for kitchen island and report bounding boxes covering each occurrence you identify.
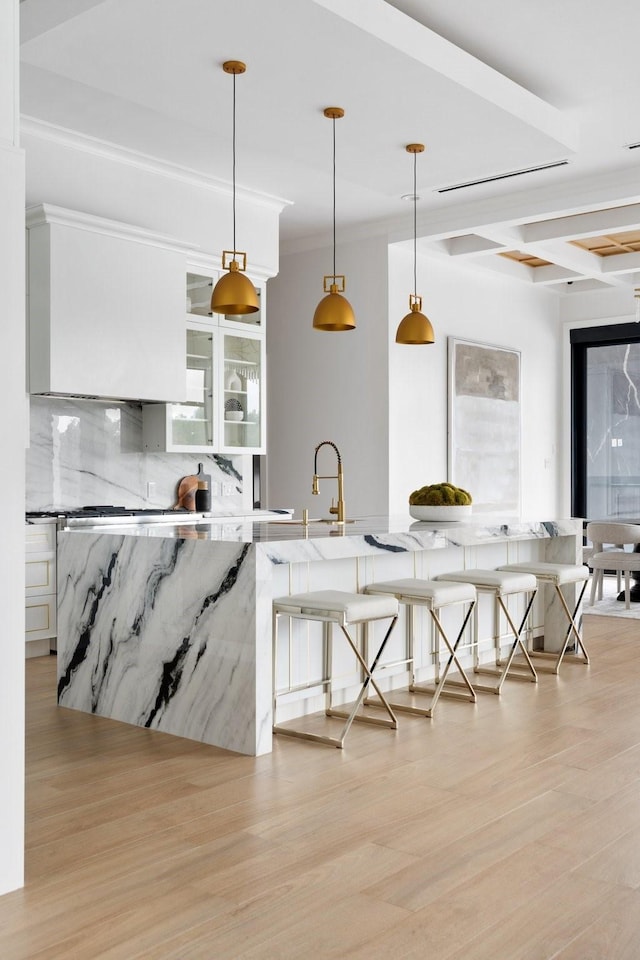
[56,515,583,755]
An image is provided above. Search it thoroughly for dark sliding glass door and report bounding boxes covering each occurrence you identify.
[572,323,640,519]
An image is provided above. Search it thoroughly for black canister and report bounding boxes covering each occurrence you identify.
[195,462,212,512]
[195,480,211,512]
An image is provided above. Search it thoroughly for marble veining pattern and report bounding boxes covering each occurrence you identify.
[57,532,264,755]
[56,515,582,756]
[27,396,249,512]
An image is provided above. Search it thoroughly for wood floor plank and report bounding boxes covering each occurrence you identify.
[2,616,640,958]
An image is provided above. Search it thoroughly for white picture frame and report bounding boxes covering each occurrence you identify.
[448,337,521,515]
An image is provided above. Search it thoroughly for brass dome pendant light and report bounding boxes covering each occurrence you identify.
[396,143,435,345]
[313,107,356,331]
[210,60,259,316]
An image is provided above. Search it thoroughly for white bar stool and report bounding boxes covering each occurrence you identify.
[362,578,476,716]
[498,561,590,673]
[272,589,399,748]
[435,570,538,693]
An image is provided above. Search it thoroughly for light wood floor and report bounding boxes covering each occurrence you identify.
[3,614,640,959]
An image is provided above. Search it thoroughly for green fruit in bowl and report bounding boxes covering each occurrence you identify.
[409,482,472,507]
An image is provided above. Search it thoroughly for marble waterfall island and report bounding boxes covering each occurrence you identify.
[56,515,583,756]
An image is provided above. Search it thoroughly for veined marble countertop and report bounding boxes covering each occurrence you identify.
[61,514,583,564]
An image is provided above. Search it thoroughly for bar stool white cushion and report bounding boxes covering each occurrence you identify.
[497,561,589,672]
[434,568,538,691]
[365,578,475,608]
[498,561,589,584]
[273,589,398,623]
[437,569,537,596]
[363,577,477,715]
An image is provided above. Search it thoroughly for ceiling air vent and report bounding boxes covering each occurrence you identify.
[436,160,569,194]
[626,142,640,150]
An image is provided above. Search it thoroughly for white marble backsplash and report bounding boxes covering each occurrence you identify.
[26,396,251,513]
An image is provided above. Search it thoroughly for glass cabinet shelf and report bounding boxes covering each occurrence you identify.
[221,329,264,451]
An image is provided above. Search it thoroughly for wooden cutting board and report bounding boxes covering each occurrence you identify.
[174,474,198,511]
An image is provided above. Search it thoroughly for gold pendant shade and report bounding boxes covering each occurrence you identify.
[313,277,356,331]
[395,295,434,344]
[210,60,259,316]
[210,254,259,315]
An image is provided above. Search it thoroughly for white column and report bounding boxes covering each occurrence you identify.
[0,0,26,895]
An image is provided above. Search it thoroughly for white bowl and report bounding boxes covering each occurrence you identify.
[226,411,244,422]
[409,504,472,521]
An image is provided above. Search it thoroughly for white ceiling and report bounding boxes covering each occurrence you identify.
[19,0,640,293]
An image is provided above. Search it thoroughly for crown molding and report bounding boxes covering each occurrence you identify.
[20,116,292,214]
[25,202,200,255]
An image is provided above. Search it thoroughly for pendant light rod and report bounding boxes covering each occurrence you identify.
[211,60,258,316]
[395,143,434,345]
[332,111,336,278]
[312,106,355,331]
[223,60,245,256]
[324,107,344,280]
[406,143,424,299]
[231,67,237,254]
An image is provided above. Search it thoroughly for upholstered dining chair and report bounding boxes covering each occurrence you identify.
[586,521,640,609]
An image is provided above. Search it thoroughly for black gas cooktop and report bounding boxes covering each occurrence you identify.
[27,506,191,520]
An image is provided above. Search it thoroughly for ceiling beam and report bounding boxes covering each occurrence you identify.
[20,0,109,44]
[311,0,578,151]
[522,204,640,243]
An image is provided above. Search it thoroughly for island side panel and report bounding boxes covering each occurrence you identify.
[56,531,269,756]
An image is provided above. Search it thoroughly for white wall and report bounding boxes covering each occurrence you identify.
[389,246,564,516]
[266,235,390,518]
[0,0,26,895]
[267,233,564,521]
[22,122,283,280]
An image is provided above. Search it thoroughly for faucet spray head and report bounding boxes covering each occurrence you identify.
[312,475,319,495]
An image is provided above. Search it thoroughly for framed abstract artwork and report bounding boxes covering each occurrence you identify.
[448,337,521,515]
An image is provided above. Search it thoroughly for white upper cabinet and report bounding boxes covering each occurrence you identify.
[26,204,196,402]
[142,267,266,454]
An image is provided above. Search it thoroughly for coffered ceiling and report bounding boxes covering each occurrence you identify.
[18,0,640,294]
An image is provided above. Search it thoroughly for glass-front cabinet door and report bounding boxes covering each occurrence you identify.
[167,326,215,449]
[220,328,265,453]
[142,323,216,453]
[186,271,216,319]
[143,270,265,455]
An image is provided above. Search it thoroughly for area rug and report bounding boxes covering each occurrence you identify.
[582,584,640,620]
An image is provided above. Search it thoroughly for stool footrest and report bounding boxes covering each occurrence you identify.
[272,725,345,749]
[411,682,476,703]
[415,678,476,701]
[326,706,397,729]
[365,695,433,717]
[474,665,538,684]
[529,649,588,662]
[528,650,589,675]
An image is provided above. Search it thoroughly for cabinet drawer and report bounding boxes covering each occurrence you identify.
[25,522,56,554]
[25,594,57,641]
[26,555,56,596]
